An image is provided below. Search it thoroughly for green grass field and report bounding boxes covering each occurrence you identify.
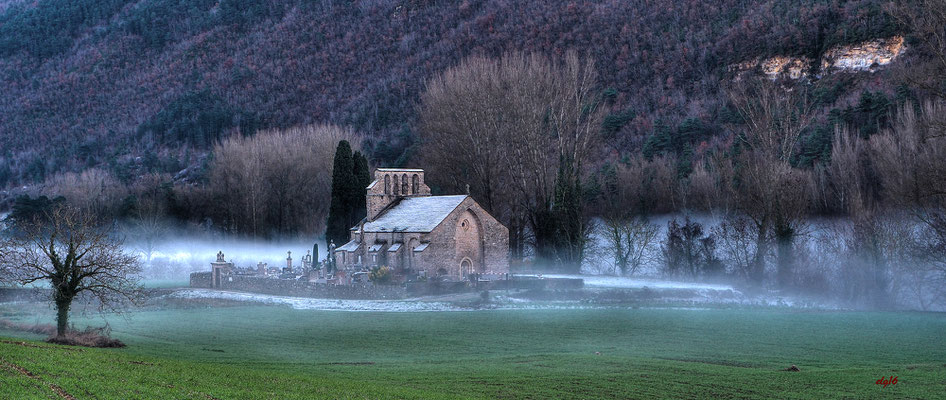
[1,303,944,399]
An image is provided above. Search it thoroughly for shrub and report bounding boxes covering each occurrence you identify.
[369,266,392,285]
[662,217,722,279]
[46,326,126,348]
[0,319,125,348]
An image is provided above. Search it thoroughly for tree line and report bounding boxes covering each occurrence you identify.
[5,124,363,241]
[410,5,946,308]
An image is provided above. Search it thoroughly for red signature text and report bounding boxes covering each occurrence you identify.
[875,376,898,388]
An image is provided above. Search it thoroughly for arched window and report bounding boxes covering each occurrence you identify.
[384,175,390,194]
[393,175,399,195]
[401,174,408,195]
[412,174,419,194]
[407,238,418,269]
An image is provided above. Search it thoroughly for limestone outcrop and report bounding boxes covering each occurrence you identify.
[729,36,906,80]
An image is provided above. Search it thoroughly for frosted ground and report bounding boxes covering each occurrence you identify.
[139,217,846,311]
[168,274,834,312]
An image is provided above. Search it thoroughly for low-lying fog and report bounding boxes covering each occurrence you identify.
[127,213,945,312]
[133,236,326,283]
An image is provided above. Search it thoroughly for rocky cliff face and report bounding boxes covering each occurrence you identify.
[730,36,906,80]
[820,36,905,73]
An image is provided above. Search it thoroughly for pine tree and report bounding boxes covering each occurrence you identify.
[326,141,355,246]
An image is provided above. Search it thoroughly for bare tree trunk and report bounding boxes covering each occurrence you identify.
[606,221,630,276]
[55,295,72,337]
[508,214,525,262]
[750,220,769,286]
[531,205,558,267]
[774,223,794,290]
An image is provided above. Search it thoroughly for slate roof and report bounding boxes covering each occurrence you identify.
[336,240,360,252]
[413,243,430,252]
[361,195,468,233]
[367,244,384,252]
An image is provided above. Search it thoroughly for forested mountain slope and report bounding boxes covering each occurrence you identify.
[0,0,904,187]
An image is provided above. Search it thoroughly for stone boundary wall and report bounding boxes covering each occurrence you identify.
[188,273,583,299]
[189,273,407,299]
[190,272,213,288]
[226,275,407,299]
[492,277,584,290]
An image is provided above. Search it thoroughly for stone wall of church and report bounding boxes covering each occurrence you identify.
[367,169,431,221]
[416,197,509,277]
[336,230,432,271]
[336,167,510,279]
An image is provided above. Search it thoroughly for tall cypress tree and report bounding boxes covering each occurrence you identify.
[351,151,371,224]
[326,141,355,246]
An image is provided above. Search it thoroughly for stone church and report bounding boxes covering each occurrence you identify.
[333,168,509,278]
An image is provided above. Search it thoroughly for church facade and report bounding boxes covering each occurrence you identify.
[333,168,509,278]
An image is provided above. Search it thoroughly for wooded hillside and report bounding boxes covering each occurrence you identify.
[0,0,902,188]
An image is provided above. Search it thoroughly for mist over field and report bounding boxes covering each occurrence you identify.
[131,234,326,282]
[124,212,945,312]
[3,0,946,398]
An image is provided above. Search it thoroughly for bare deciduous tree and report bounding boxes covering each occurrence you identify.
[418,54,522,222]
[819,212,913,309]
[868,100,946,309]
[917,214,946,308]
[728,79,815,163]
[605,218,660,275]
[886,0,946,99]
[683,154,737,214]
[122,174,173,264]
[869,102,946,204]
[727,79,815,289]
[600,217,659,276]
[45,168,127,217]
[601,154,682,215]
[660,217,721,279]
[0,206,142,337]
[418,51,606,269]
[712,215,759,282]
[734,152,812,288]
[209,124,363,237]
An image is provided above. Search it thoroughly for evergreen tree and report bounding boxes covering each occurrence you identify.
[351,151,371,224]
[531,202,559,267]
[4,195,66,233]
[551,156,588,273]
[531,157,590,273]
[326,141,355,246]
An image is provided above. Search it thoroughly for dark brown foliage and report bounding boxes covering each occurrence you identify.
[0,0,899,187]
[45,327,126,348]
[0,318,125,348]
